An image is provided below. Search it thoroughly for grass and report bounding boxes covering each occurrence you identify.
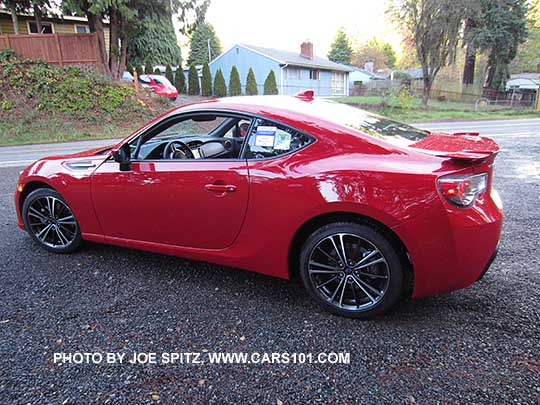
[0,118,136,146]
[334,95,540,122]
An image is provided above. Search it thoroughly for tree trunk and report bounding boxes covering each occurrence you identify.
[88,12,110,77]
[34,4,42,34]
[462,45,476,87]
[117,14,128,80]
[483,54,496,90]
[461,18,476,90]
[422,77,432,106]
[9,4,20,34]
[109,7,119,80]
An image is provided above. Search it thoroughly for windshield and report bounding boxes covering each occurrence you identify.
[317,100,429,146]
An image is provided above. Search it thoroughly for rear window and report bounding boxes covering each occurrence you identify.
[315,100,429,146]
[153,76,173,86]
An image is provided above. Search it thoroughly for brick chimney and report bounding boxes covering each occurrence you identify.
[300,41,313,59]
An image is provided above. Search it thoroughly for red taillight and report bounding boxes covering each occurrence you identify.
[437,173,488,207]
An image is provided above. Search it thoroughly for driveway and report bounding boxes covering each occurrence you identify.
[0,118,538,403]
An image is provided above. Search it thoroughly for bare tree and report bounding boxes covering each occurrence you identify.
[390,0,465,105]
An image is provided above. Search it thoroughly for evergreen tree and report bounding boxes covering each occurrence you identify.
[328,27,352,64]
[213,68,227,97]
[165,64,174,83]
[263,70,278,95]
[135,64,143,77]
[245,68,258,95]
[201,62,212,96]
[188,64,200,95]
[144,59,153,74]
[187,22,223,65]
[229,65,241,96]
[126,62,134,76]
[175,68,186,94]
[126,3,182,66]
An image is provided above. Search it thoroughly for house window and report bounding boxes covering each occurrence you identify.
[331,72,345,95]
[28,21,53,34]
[285,67,302,80]
[309,69,320,80]
[75,24,90,34]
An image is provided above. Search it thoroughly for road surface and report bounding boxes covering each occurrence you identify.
[0,118,539,402]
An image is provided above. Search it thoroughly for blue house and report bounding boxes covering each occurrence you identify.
[209,42,352,96]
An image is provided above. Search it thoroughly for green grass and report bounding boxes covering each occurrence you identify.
[334,95,540,122]
[0,119,135,146]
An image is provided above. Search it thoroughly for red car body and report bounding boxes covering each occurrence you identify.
[15,94,502,301]
[138,74,178,99]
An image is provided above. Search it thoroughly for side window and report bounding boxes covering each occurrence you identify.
[244,119,314,159]
[132,114,250,160]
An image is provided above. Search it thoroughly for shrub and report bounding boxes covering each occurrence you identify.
[165,64,174,83]
[154,67,161,74]
[213,68,227,97]
[263,70,278,95]
[201,62,212,96]
[135,64,143,77]
[126,62,134,75]
[188,64,199,95]
[229,65,241,96]
[245,68,258,95]
[0,51,150,121]
[385,88,417,110]
[175,68,186,94]
[144,59,153,74]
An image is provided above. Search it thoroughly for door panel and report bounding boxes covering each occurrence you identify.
[91,160,249,249]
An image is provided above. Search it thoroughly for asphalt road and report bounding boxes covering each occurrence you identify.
[0,119,539,403]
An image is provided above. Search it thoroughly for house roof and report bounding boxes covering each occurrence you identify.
[0,9,109,24]
[394,68,424,80]
[341,64,385,79]
[506,75,539,90]
[239,44,352,72]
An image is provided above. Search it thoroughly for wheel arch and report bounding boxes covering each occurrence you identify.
[19,180,55,212]
[288,211,414,296]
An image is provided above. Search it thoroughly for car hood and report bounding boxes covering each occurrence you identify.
[410,132,500,161]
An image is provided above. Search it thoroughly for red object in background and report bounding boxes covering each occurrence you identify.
[138,74,178,100]
[14,95,503,317]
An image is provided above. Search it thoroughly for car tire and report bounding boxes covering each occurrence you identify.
[299,222,403,319]
[22,188,82,254]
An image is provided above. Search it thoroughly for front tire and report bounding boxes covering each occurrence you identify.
[299,222,403,319]
[22,188,82,253]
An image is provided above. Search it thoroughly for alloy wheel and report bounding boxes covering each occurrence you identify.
[26,196,78,248]
[307,233,390,311]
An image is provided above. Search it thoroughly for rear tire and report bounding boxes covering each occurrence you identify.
[299,222,403,319]
[22,188,82,254]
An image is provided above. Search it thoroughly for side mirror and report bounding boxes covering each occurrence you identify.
[112,143,132,171]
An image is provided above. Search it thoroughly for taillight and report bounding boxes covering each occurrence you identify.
[437,173,488,207]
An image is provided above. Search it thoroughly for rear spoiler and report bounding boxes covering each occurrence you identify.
[410,132,500,162]
[412,148,499,161]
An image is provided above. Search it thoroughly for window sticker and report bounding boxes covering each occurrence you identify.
[274,130,292,150]
[255,126,277,147]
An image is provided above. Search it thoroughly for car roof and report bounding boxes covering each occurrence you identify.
[175,95,350,128]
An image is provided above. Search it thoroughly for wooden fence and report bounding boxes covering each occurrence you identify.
[0,33,102,72]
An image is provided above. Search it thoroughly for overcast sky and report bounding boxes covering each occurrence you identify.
[176,0,402,59]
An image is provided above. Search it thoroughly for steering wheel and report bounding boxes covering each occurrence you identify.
[163,140,195,160]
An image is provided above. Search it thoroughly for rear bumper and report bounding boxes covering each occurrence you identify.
[393,188,503,298]
[475,245,498,282]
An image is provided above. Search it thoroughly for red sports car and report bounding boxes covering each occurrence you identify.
[138,74,178,100]
[14,92,503,318]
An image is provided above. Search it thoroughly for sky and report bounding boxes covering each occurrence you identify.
[176,0,403,59]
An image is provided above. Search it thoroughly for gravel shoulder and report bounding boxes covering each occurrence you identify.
[0,124,539,403]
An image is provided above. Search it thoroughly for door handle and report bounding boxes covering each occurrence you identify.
[205,184,236,193]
